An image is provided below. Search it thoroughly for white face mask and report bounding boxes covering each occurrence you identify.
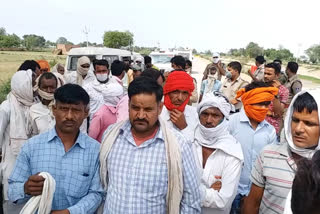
[213,58,219,64]
[208,74,215,80]
[96,73,109,82]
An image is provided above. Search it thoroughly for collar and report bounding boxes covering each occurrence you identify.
[288,74,298,82]
[47,127,86,149]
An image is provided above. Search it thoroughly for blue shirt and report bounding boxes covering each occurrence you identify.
[200,79,221,95]
[8,128,104,214]
[228,109,276,195]
[104,121,201,214]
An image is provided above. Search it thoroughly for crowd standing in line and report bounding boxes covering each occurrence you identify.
[0,50,318,214]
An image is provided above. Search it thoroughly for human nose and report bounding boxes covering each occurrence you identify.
[137,109,146,119]
[294,121,305,134]
[206,115,215,126]
[178,92,184,101]
[65,109,73,120]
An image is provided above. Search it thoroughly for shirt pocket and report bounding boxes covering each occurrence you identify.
[65,170,91,198]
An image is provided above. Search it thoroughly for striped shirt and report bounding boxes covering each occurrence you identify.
[103,121,201,214]
[251,142,296,214]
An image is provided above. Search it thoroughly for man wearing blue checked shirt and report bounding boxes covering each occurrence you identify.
[100,76,201,214]
[8,84,104,214]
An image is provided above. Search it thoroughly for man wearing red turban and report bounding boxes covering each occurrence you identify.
[160,71,198,142]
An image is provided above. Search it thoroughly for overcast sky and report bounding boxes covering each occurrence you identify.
[1,0,319,55]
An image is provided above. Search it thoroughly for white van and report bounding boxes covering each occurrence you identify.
[149,50,176,73]
[65,47,133,73]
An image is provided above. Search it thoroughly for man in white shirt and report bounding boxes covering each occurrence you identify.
[30,72,58,135]
[193,93,243,214]
[160,70,198,142]
[64,56,95,87]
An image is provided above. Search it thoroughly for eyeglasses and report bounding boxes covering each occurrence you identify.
[213,91,230,103]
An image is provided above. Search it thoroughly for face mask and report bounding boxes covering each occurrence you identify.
[208,74,215,80]
[96,73,109,82]
[213,58,219,64]
[244,105,269,122]
[226,71,232,79]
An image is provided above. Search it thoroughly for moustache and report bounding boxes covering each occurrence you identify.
[134,119,148,124]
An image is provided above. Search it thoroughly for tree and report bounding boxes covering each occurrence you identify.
[23,34,46,50]
[103,31,134,49]
[0,33,21,48]
[192,49,198,54]
[204,50,212,56]
[56,37,73,45]
[0,27,6,36]
[245,42,264,58]
[305,44,320,64]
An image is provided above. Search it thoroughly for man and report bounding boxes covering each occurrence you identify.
[202,52,226,81]
[99,76,201,213]
[285,61,302,105]
[30,72,58,135]
[37,59,50,73]
[83,59,121,120]
[8,84,104,213]
[221,61,248,113]
[170,55,186,71]
[144,55,159,70]
[132,64,143,80]
[0,70,34,213]
[273,59,288,85]
[141,68,165,86]
[65,56,95,87]
[248,55,265,82]
[110,60,126,86]
[243,89,320,214]
[184,60,198,105]
[264,62,289,135]
[193,93,243,214]
[228,82,278,213]
[199,66,221,103]
[160,71,198,142]
[17,60,41,77]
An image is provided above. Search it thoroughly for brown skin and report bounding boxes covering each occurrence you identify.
[264,67,283,117]
[227,66,241,104]
[242,183,264,214]
[248,61,261,82]
[133,70,142,79]
[199,107,224,191]
[32,72,37,87]
[39,78,57,106]
[171,63,183,70]
[24,101,87,213]
[57,65,65,75]
[94,64,109,83]
[34,67,42,77]
[129,93,163,144]
[80,63,90,78]
[202,59,226,81]
[168,90,189,130]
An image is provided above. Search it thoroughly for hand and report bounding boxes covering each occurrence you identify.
[247,69,254,77]
[51,210,70,214]
[215,60,222,68]
[211,176,222,191]
[272,80,281,88]
[230,99,238,105]
[170,109,187,130]
[24,174,45,196]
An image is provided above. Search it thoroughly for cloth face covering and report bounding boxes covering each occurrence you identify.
[236,87,278,122]
[163,71,194,112]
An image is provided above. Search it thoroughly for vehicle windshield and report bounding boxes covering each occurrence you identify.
[68,55,96,71]
[150,55,174,64]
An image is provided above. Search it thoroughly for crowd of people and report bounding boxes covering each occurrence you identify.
[0,52,319,214]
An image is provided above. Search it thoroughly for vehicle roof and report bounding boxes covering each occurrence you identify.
[68,47,132,56]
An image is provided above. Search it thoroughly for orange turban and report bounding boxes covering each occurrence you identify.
[236,87,278,122]
[163,71,194,112]
[37,60,50,72]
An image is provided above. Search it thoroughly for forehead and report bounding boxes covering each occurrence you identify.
[95,64,108,70]
[201,107,222,115]
[40,77,57,86]
[130,93,158,105]
[265,67,275,74]
[55,101,85,108]
[170,89,188,93]
[292,109,319,121]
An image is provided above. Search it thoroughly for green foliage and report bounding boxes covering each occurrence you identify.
[56,37,73,45]
[204,50,212,56]
[245,42,263,58]
[103,31,134,49]
[0,27,6,36]
[133,46,156,55]
[192,49,198,54]
[264,48,294,61]
[305,44,320,64]
[23,34,46,50]
[0,33,21,48]
[298,74,320,84]
[0,79,11,104]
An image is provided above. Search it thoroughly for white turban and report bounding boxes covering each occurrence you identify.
[197,93,231,119]
[76,56,90,86]
[92,82,124,107]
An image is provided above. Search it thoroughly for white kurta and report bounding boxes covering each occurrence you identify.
[193,143,242,214]
[64,70,95,86]
[29,102,55,135]
[160,105,199,142]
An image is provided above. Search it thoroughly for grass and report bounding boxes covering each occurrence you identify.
[298,74,320,84]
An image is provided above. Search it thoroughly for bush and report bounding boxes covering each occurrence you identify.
[0,79,11,104]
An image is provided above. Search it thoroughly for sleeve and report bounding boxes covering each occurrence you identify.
[67,153,104,214]
[200,81,205,95]
[88,113,102,141]
[0,101,10,148]
[180,140,201,213]
[280,86,289,105]
[201,158,242,209]
[250,150,266,188]
[8,143,32,203]
[291,81,302,95]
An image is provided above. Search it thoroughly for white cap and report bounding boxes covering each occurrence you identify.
[212,52,220,58]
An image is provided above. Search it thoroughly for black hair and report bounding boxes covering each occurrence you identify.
[128,76,163,102]
[292,92,318,114]
[287,61,299,74]
[93,59,109,70]
[291,150,320,214]
[18,60,40,72]
[54,83,89,106]
[170,55,186,69]
[186,60,192,67]
[245,81,269,92]
[111,60,125,77]
[227,61,242,74]
[141,68,165,83]
[273,59,282,65]
[255,55,266,64]
[144,56,152,64]
[265,62,281,75]
[38,72,58,88]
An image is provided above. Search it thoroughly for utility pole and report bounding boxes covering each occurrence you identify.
[83,26,90,47]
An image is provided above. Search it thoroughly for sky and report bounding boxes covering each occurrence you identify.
[1,0,320,56]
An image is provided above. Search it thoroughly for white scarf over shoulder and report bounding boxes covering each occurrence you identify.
[100,119,183,214]
[284,89,320,159]
[92,81,124,107]
[8,70,34,156]
[195,93,243,160]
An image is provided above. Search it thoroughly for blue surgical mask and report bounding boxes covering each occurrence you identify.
[226,71,232,79]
